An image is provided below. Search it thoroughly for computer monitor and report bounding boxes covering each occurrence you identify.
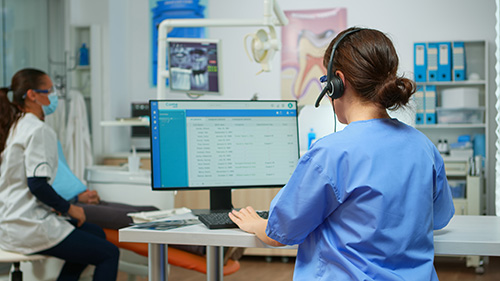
[167,38,222,95]
[149,100,299,212]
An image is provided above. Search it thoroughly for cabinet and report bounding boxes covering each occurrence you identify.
[443,157,485,215]
[415,40,488,217]
[68,25,104,162]
[415,41,489,272]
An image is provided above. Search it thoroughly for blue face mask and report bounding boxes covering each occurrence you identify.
[43,93,59,116]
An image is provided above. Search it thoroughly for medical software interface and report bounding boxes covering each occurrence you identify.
[150,101,299,189]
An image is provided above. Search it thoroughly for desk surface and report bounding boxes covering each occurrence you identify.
[120,213,277,249]
[120,214,500,256]
[434,215,500,256]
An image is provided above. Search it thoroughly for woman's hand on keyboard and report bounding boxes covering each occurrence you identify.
[228,206,265,234]
[229,206,284,247]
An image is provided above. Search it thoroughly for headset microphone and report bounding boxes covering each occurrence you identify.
[314,86,330,108]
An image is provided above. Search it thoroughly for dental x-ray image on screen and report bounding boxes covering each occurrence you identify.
[167,38,222,95]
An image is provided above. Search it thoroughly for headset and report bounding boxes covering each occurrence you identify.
[314,28,363,108]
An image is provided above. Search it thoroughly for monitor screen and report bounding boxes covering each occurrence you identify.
[167,38,222,95]
[149,100,299,211]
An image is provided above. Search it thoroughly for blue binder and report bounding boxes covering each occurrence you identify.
[427,43,438,81]
[452,41,466,81]
[437,42,452,81]
[414,43,427,82]
[415,86,425,125]
[424,85,437,124]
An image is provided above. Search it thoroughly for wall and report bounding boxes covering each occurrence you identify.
[69,0,498,212]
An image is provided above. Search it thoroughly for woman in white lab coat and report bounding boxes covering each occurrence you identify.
[0,68,119,281]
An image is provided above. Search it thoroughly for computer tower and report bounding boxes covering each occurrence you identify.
[131,102,150,152]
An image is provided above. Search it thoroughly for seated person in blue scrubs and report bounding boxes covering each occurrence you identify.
[229,27,455,280]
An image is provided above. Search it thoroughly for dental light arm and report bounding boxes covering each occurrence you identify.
[156,0,288,98]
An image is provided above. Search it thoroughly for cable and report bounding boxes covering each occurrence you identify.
[332,99,337,132]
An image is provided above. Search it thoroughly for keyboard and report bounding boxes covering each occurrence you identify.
[197,210,269,229]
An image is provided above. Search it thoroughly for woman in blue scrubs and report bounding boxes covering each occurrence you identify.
[229,27,455,280]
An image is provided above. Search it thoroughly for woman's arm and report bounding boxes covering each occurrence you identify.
[28,177,86,226]
[229,206,285,247]
[28,177,70,213]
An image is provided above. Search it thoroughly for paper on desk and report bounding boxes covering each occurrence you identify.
[127,207,192,223]
[130,218,200,231]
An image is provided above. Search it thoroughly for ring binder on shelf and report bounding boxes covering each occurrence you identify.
[415,86,425,125]
[437,42,452,81]
[427,43,439,82]
[425,85,437,124]
[452,41,466,81]
[414,43,427,82]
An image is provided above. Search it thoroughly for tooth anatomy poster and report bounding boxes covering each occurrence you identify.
[280,8,347,105]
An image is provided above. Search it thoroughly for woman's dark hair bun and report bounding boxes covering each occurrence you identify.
[376,76,416,110]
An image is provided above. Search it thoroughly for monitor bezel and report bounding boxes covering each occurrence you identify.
[149,99,300,191]
[166,37,223,96]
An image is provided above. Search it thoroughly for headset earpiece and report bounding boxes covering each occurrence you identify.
[328,75,344,100]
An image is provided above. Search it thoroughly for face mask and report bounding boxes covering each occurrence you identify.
[42,92,59,116]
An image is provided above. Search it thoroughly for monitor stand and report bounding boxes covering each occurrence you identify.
[191,188,234,215]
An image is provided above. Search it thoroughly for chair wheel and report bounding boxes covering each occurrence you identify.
[475,266,485,274]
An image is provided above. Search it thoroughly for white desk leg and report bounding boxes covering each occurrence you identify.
[149,243,169,281]
[206,246,224,281]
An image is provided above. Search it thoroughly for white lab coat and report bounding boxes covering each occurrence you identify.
[64,90,93,182]
[0,113,74,254]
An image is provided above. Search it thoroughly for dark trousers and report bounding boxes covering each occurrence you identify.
[36,220,119,281]
[78,200,158,229]
[79,201,206,256]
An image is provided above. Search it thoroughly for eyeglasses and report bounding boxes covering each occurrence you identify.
[319,75,328,89]
[33,86,56,94]
[22,86,56,99]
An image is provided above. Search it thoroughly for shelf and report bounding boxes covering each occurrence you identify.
[416,80,486,86]
[443,156,473,162]
[414,39,488,218]
[100,119,150,127]
[76,65,90,70]
[446,171,468,177]
[416,124,485,129]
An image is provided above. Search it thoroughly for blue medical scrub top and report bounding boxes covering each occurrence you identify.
[266,118,454,281]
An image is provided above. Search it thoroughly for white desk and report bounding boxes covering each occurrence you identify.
[119,215,500,281]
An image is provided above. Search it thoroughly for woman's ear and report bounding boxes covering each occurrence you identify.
[25,89,37,102]
[335,70,346,86]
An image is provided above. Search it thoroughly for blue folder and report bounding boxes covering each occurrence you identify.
[415,86,425,125]
[425,85,437,124]
[427,43,439,82]
[452,41,466,81]
[437,42,452,81]
[414,43,427,82]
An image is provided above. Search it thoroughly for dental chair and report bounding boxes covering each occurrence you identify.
[103,228,240,279]
[85,166,240,278]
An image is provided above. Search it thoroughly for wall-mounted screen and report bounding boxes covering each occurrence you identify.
[167,38,222,95]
